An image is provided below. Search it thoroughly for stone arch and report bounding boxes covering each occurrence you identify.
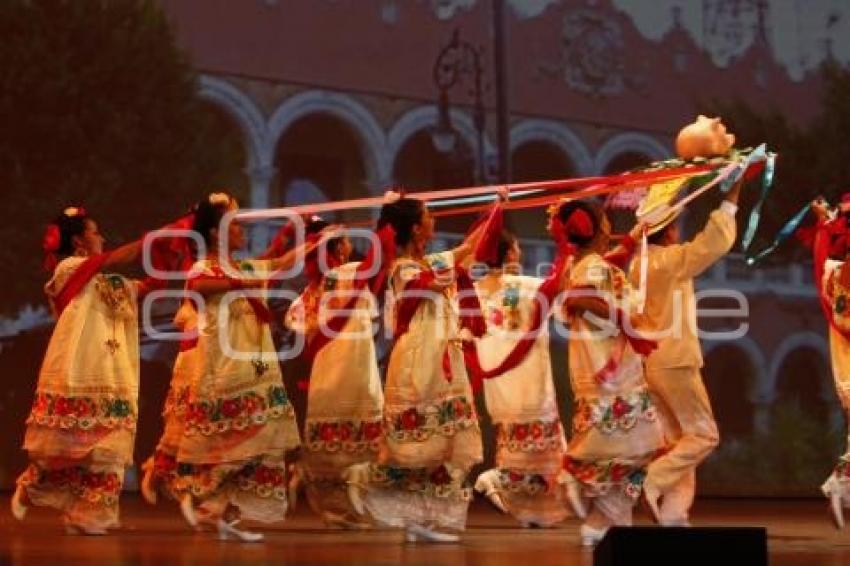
[594,131,671,174]
[510,118,594,176]
[387,104,495,182]
[768,331,831,399]
[704,336,768,402]
[268,90,390,193]
[197,75,269,170]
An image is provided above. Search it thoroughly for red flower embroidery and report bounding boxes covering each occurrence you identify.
[255,466,275,485]
[320,423,337,442]
[400,409,419,430]
[612,398,631,419]
[243,396,260,414]
[82,473,102,489]
[339,423,352,441]
[363,421,382,440]
[271,470,285,487]
[453,399,468,417]
[104,474,120,493]
[430,466,451,485]
[513,424,529,441]
[185,405,204,424]
[508,470,524,482]
[221,398,243,419]
[491,308,504,327]
[34,394,48,413]
[155,452,177,473]
[610,464,629,482]
[575,466,597,482]
[55,397,73,417]
[530,423,543,439]
[75,399,93,417]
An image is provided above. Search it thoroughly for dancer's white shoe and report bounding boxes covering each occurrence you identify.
[474,470,508,514]
[405,523,459,543]
[642,480,662,524]
[287,463,302,511]
[216,519,264,543]
[179,493,198,528]
[343,462,370,516]
[579,523,608,547]
[10,485,28,521]
[140,458,157,505]
[822,476,845,529]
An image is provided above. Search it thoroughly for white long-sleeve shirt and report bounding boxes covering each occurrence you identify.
[628,202,737,370]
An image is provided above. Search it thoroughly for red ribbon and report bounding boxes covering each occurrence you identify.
[472,205,505,265]
[187,269,272,325]
[464,248,573,392]
[303,224,397,360]
[52,253,110,317]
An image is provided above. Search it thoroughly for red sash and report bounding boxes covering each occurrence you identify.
[303,224,397,360]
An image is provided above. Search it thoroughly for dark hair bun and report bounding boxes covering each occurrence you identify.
[377,197,424,247]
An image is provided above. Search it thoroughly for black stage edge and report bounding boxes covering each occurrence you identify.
[594,526,768,566]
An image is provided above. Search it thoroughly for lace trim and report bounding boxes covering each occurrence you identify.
[572,387,657,436]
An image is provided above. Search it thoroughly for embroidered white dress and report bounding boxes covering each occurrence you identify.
[286,261,384,521]
[175,258,300,522]
[18,256,139,531]
[145,300,202,500]
[358,251,482,531]
[563,253,664,525]
[474,274,570,526]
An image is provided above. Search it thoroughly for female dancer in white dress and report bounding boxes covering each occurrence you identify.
[286,217,384,528]
[472,230,572,527]
[12,206,151,534]
[139,300,201,516]
[175,193,335,542]
[553,199,664,546]
[347,192,498,543]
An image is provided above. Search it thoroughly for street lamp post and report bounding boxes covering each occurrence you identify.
[431,28,487,184]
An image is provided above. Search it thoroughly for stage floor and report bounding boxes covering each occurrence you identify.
[2,495,849,565]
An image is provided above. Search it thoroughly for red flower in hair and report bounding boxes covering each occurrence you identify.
[565,208,594,239]
[42,224,61,252]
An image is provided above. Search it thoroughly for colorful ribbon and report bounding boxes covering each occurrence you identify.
[745,202,813,266]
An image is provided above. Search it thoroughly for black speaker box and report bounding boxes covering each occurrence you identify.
[594,526,767,566]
